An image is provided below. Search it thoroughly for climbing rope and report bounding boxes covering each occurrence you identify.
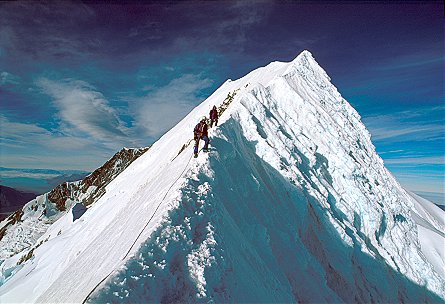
[122,152,194,259]
[171,139,194,162]
[82,151,194,303]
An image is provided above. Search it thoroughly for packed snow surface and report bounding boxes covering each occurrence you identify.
[0,51,444,303]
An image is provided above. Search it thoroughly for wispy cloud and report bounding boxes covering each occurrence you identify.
[0,71,20,85]
[371,49,444,72]
[366,124,443,141]
[363,107,444,142]
[0,1,95,61]
[384,156,444,165]
[207,0,270,49]
[0,115,113,170]
[379,149,405,154]
[133,74,213,139]
[0,167,89,194]
[0,170,59,180]
[393,173,444,195]
[362,105,444,197]
[0,115,90,151]
[2,69,213,171]
[127,1,272,60]
[1,115,53,146]
[37,78,133,146]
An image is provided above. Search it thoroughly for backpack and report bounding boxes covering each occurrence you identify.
[194,122,203,137]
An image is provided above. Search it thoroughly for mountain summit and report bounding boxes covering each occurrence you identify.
[1,51,444,303]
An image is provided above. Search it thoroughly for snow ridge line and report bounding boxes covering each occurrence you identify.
[82,151,195,304]
[171,88,238,162]
[83,87,238,302]
[172,139,194,162]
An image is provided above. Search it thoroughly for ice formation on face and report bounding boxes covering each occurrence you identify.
[1,51,444,303]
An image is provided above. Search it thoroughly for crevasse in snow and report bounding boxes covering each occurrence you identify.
[0,50,444,303]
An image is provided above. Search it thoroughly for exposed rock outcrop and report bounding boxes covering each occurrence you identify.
[0,147,149,259]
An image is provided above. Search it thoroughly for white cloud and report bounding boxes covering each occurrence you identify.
[363,111,444,141]
[368,124,443,141]
[0,170,59,179]
[0,115,113,170]
[379,149,405,154]
[133,74,213,138]
[0,71,20,85]
[384,156,445,165]
[37,78,133,146]
[1,115,52,145]
[0,115,86,150]
[395,174,445,194]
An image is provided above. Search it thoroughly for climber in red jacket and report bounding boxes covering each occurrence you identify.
[209,105,218,128]
[193,117,209,157]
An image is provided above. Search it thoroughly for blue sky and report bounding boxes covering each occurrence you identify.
[0,1,443,201]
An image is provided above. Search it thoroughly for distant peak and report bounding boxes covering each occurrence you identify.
[293,49,314,61]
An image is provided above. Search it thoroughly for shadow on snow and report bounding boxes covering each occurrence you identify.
[89,117,444,304]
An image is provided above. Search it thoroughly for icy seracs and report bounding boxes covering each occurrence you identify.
[0,50,444,303]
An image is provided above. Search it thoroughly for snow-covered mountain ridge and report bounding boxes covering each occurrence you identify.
[0,147,148,262]
[1,51,444,303]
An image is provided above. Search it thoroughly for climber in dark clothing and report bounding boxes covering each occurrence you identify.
[194,117,209,157]
[209,105,218,128]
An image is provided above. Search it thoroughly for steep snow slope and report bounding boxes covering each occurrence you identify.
[1,51,444,303]
[408,191,445,279]
[89,51,445,303]
[0,148,147,280]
